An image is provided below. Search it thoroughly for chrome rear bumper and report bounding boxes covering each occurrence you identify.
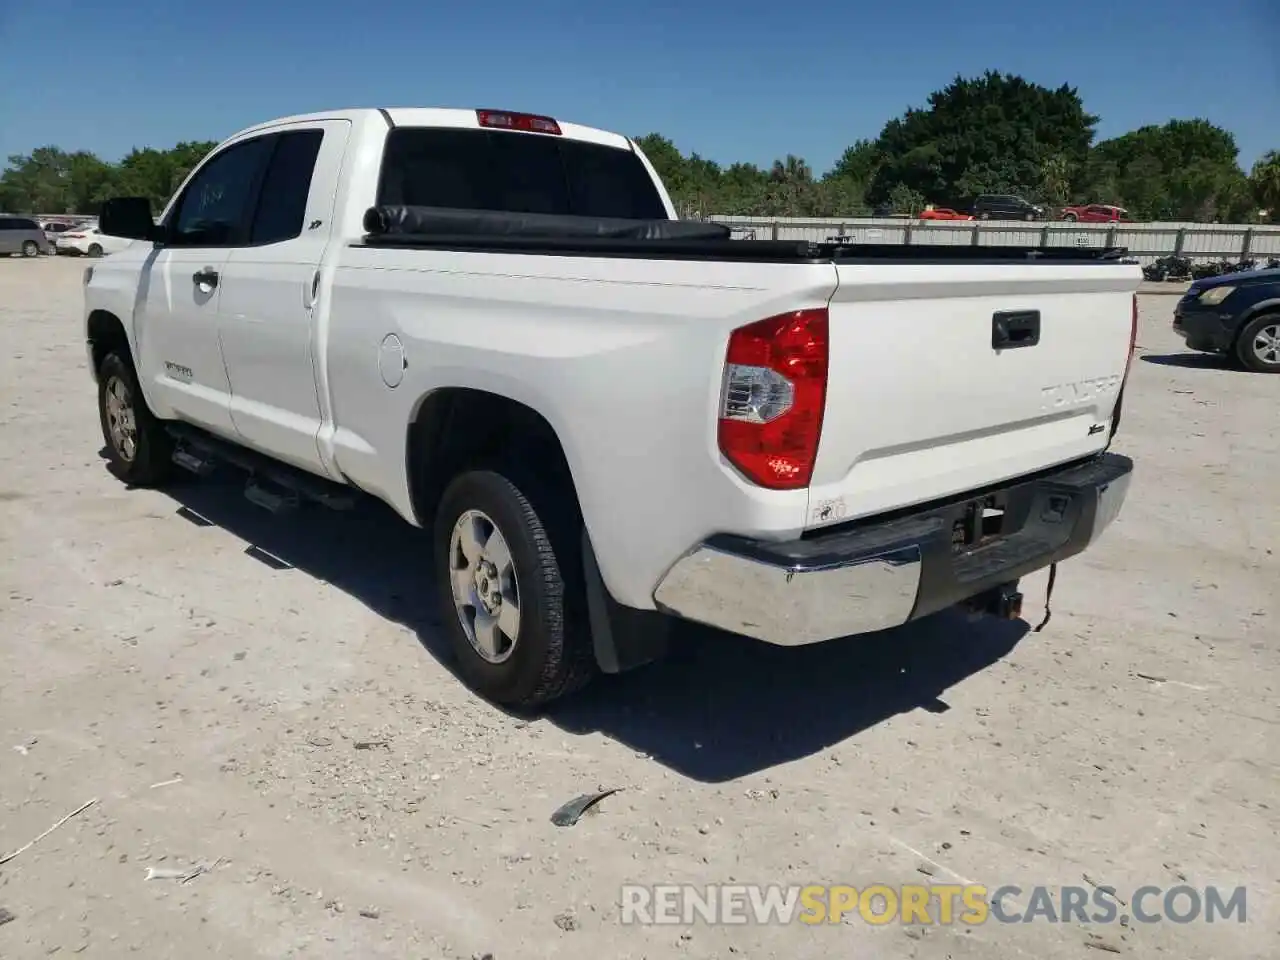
[653,453,1133,646]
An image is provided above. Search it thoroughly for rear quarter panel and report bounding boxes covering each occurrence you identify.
[324,248,839,609]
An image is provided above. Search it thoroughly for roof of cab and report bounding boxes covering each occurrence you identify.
[230,107,633,152]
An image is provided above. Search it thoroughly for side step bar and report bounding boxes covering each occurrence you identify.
[165,423,358,512]
[244,479,300,514]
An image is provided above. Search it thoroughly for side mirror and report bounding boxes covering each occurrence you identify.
[99,197,158,242]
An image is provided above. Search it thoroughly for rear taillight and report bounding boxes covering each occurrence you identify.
[476,109,561,135]
[717,308,829,490]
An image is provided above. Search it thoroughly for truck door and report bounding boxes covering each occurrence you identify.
[136,135,276,437]
[216,120,351,475]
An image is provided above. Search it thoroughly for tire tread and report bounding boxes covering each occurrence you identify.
[97,351,175,486]
[435,468,595,707]
[500,472,595,705]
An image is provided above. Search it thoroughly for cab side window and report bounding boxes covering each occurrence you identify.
[249,130,324,245]
[169,137,274,247]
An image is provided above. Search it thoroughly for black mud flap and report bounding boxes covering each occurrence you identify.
[582,530,670,674]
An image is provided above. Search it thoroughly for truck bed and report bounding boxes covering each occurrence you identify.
[358,204,1132,264]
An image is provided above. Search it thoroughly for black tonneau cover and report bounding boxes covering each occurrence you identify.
[358,205,1130,264]
[364,205,732,241]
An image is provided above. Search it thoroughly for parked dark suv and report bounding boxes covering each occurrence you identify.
[971,195,1044,221]
[0,216,53,257]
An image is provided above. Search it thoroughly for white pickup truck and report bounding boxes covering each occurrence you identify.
[85,106,1138,706]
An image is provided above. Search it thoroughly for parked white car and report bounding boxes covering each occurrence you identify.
[85,106,1140,707]
[56,226,132,257]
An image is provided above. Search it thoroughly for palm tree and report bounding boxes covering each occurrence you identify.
[765,156,815,216]
[769,155,813,183]
[1250,151,1280,222]
[1039,154,1071,209]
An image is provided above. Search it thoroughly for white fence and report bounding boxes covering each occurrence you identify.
[707,217,1280,265]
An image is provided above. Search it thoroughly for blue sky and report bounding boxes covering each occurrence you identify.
[1,0,1276,175]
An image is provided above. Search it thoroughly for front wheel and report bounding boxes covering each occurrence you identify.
[1062,213,1078,222]
[1236,314,1280,373]
[434,469,595,706]
[87,243,104,258]
[97,351,175,485]
[21,240,39,257]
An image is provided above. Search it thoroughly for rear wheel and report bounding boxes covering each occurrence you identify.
[1235,313,1280,373]
[434,469,595,706]
[97,351,175,485]
[21,240,39,257]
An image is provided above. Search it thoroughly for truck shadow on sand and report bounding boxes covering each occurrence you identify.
[156,469,1030,783]
[1139,352,1235,370]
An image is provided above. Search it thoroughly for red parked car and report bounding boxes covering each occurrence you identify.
[918,207,974,221]
[1060,204,1131,223]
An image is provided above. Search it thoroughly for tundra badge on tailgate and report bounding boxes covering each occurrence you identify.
[1040,374,1121,411]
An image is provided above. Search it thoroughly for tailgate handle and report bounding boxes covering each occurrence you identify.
[992,310,1041,350]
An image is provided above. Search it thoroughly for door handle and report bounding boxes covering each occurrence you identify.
[992,310,1041,350]
[192,268,219,289]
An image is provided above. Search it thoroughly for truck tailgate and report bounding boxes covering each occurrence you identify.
[807,261,1140,526]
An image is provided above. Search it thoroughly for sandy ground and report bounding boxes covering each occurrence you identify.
[0,256,1276,960]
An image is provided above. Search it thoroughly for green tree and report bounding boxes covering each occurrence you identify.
[0,147,76,213]
[760,156,817,217]
[1090,119,1249,221]
[868,71,1097,206]
[819,139,878,215]
[716,162,769,216]
[828,139,881,184]
[813,176,870,217]
[1075,154,1121,208]
[0,139,217,215]
[65,151,118,212]
[1039,154,1072,209]
[0,111,1261,225]
[888,183,926,217]
[1250,151,1280,222]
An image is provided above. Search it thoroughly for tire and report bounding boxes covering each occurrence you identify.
[1062,213,1078,222]
[433,469,595,707]
[1234,313,1280,374]
[1024,213,1034,221]
[21,240,39,257]
[97,351,176,485]
[979,212,991,220]
[88,243,104,258]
